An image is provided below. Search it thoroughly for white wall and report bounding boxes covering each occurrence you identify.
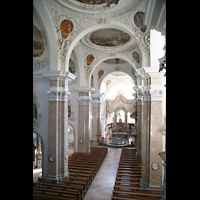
[33,77,50,178]
[150,30,165,68]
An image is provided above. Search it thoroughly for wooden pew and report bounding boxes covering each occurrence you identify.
[33,187,79,200]
[33,193,75,200]
[33,181,84,200]
[113,190,163,200]
[114,186,163,195]
[38,177,87,197]
[34,147,108,200]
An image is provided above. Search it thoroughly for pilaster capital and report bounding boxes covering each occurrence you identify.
[47,88,70,102]
[149,88,164,101]
[77,96,92,105]
[91,94,102,106]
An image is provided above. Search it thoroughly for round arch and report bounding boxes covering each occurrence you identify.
[89,56,137,87]
[65,21,142,74]
[33,0,59,71]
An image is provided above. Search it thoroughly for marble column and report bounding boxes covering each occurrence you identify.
[43,71,76,180]
[76,87,94,153]
[91,94,101,141]
[46,77,69,180]
[148,92,163,187]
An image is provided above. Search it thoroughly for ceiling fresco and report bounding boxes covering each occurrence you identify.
[76,0,119,5]
[89,28,130,47]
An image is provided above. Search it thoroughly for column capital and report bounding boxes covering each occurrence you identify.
[47,89,70,102]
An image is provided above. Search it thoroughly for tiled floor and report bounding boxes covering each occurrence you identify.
[83,147,122,200]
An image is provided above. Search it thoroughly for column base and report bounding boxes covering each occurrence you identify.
[46,171,69,181]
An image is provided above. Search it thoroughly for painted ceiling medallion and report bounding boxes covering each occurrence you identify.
[60,20,73,39]
[133,12,146,33]
[86,54,94,65]
[90,28,130,47]
[76,0,119,5]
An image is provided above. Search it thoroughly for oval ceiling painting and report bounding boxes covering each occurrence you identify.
[76,0,119,5]
[90,28,130,47]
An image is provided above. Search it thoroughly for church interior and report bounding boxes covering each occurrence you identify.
[33,0,166,199]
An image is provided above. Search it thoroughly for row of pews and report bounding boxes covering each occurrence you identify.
[112,148,163,200]
[33,147,108,200]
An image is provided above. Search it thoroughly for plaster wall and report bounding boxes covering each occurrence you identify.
[33,77,50,178]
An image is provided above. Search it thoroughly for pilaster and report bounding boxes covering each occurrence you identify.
[76,87,94,153]
[91,94,102,141]
[43,71,76,180]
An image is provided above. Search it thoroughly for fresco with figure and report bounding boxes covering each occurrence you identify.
[33,25,45,57]
[90,28,130,47]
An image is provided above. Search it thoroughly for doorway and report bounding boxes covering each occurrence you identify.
[33,132,43,181]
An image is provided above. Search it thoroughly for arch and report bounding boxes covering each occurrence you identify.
[88,56,137,88]
[65,21,142,74]
[33,0,59,71]
[33,131,45,179]
[68,124,76,156]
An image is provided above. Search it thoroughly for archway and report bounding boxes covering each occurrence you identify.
[33,132,44,181]
[68,124,75,156]
[97,61,136,141]
[65,22,142,74]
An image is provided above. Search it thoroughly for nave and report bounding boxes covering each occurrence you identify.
[33,147,163,200]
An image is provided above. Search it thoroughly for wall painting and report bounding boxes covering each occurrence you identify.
[133,12,146,33]
[60,20,73,39]
[86,54,94,65]
[98,70,104,78]
[69,59,76,74]
[33,25,45,57]
[132,52,140,63]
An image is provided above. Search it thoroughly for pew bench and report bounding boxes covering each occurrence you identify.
[114,186,163,195]
[115,180,140,188]
[113,190,163,200]
[33,187,79,200]
[33,193,75,200]
[116,173,141,179]
[38,177,87,195]
[33,181,84,200]
[116,177,140,183]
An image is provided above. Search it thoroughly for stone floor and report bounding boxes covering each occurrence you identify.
[83,147,122,200]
